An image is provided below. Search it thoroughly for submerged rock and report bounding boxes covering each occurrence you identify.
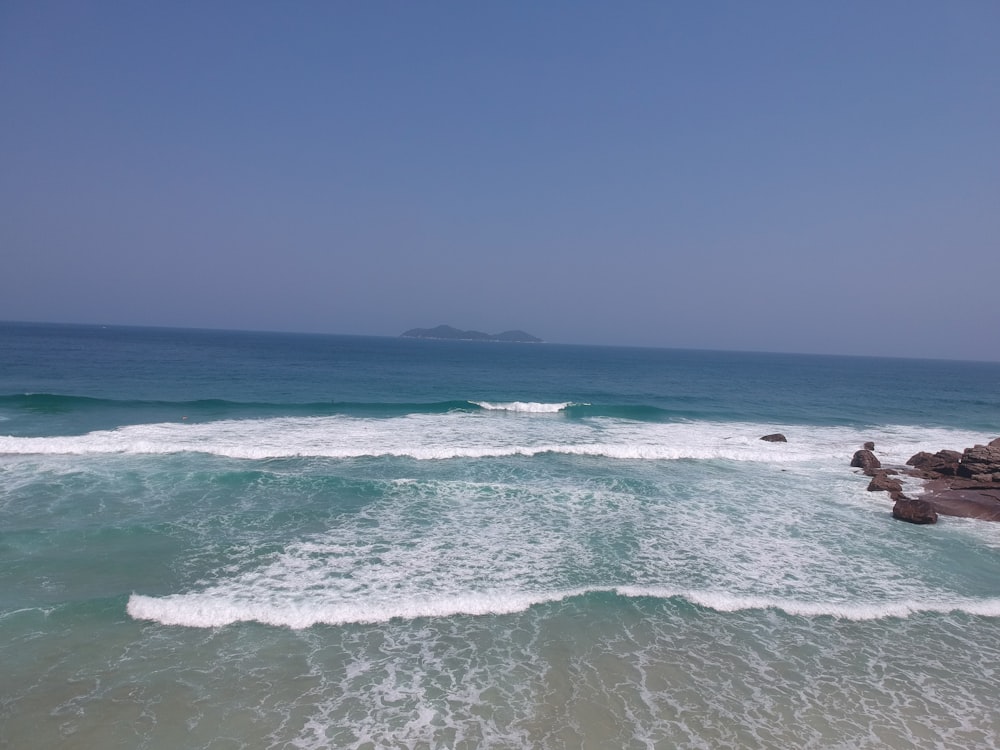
[760,433,787,443]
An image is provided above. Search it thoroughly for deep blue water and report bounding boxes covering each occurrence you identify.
[2,322,1000,749]
[3,321,999,433]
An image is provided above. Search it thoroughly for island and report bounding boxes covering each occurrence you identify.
[400,325,543,343]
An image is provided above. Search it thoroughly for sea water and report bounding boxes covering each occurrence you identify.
[2,322,999,749]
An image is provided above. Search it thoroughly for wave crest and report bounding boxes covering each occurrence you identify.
[1,417,985,465]
[126,587,1000,629]
[471,401,576,413]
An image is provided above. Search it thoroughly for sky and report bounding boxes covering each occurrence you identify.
[2,1,998,360]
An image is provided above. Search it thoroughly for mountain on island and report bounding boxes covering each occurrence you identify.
[401,325,543,343]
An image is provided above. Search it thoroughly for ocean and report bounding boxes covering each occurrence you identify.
[2,321,999,749]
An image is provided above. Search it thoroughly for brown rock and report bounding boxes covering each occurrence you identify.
[906,450,962,478]
[917,480,1000,521]
[850,449,881,474]
[887,439,1000,523]
[867,472,903,495]
[892,497,938,524]
[760,433,787,443]
[864,441,875,451]
[956,443,1000,479]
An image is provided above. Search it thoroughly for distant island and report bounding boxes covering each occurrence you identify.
[401,325,543,343]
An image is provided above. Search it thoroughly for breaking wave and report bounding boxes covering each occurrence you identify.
[127,587,1000,629]
[471,401,577,413]
[1,413,985,465]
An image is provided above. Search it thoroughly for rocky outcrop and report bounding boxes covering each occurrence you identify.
[906,450,962,478]
[848,438,1000,523]
[907,440,1000,485]
[850,449,881,474]
[955,440,1000,482]
[898,437,1000,522]
[892,497,938,524]
[760,433,787,442]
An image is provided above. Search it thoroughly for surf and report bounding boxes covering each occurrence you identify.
[1,412,986,464]
[126,586,1000,629]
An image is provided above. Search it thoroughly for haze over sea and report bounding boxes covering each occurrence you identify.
[2,321,1000,749]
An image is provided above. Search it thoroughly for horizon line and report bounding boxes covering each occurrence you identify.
[1,318,997,365]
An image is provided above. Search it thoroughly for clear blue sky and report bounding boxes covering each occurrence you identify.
[2,1,998,359]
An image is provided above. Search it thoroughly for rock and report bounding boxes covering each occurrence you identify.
[906,450,962,478]
[892,497,938,524]
[864,441,875,451]
[760,433,787,443]
[867,472,903,495]
[850,449,881,474]
[956,442,1000,479]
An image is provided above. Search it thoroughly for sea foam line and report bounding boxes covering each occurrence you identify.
[126,589,591,629]
[0,439,796,461]
[1,417,985,465]
[126,587,1000,629]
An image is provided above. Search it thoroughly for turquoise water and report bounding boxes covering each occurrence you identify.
[2,322,1000,748]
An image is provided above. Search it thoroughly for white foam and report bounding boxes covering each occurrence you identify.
[127,585,1000,629]
[126,588,591,629]
[1,413,986,463]
[112,425,1000,635]
[471,401,575,412]
[615,586,1000,620]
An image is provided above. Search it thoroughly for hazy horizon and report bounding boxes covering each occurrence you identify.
[6,317,1000,365]
[3,3,998,361]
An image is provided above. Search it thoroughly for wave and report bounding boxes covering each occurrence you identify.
[1,414,985,464]
[615,587,1000,620]
[0,393,704,427]
[126,586,1000,629]
[468,402,674,420]
[471,401,576,413]
[0,440,792,461]
[0,392,477,417]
